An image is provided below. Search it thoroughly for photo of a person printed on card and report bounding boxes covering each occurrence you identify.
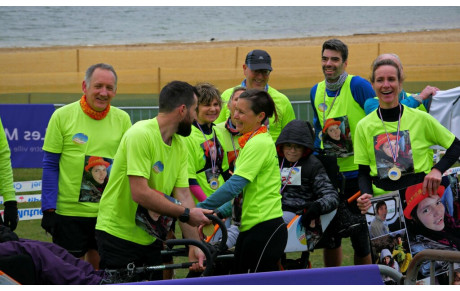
[79,156,111,202]
[403,182,460,279]
[322,117,353,158]
[374,131,414,180]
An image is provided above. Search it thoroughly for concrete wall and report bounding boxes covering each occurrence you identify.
[1,42,459,95]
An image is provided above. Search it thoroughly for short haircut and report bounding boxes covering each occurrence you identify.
[322,39,348,62]
[85,63,117,90]
[195,82,222,109]
[239,89,278,124]
[376,201,387,212]
[159,81,198,113]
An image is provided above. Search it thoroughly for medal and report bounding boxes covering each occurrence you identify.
[209,177,219,190]
[388,166,402,181]
[378,104,403,181]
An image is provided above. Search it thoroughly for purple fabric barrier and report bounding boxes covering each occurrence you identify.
[0,104,55,168]
[126,265,384,285]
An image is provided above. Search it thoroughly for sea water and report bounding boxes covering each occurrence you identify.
[0,6,460,48]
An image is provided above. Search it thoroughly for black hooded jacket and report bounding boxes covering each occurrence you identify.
[276,119,339,214]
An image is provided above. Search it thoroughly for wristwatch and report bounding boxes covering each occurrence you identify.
[412,94,423,104]
[179,208,190,222]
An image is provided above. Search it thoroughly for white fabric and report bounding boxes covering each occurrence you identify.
[429,86,460,140]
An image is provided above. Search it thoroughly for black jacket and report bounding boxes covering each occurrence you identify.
[276,119,339,214]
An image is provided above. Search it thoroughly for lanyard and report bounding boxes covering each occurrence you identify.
[196,123,217,174]
[378,104,402,164]
[279,158,298,194]
[322,88,340,126]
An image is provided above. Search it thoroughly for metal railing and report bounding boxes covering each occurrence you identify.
[404,249,460,285]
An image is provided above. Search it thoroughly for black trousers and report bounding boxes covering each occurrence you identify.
[233,217,287,274]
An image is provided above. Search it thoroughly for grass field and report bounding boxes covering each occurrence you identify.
[9,167,354,279]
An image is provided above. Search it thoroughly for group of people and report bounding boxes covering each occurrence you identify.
[1,37,460,285]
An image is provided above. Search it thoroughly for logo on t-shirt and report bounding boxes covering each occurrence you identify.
[72,133,88,144]
[152,161,164,173]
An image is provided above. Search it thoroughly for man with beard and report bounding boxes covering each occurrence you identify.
[41,63,132,270]
[310,39,375,266]
[95,81,212,282]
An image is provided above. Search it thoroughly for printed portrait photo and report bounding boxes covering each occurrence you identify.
[373,130,414,180]
[322,116,353,158]
[79,156,112,203]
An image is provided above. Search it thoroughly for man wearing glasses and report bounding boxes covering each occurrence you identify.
[215,49,295,142]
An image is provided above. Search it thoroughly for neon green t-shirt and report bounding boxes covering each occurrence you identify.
[184,124,229,203]
[0,117,15,202]
[234,132,283,232]
[354,105,455,178]
[95,118,189,245]
[215,85,296,142]
[42,101,131,217]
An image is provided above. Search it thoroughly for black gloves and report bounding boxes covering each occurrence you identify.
[301,202,322,228]
[41,210,58,235]
[2,200,18,231]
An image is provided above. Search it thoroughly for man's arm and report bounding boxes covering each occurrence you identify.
[350,76,376,109]
[129,176,210,226]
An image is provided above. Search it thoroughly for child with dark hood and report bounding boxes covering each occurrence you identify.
[276,119,339,229]
[276,119,339,268]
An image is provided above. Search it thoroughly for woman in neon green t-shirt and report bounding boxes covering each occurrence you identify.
[184,82,228,204]
[354,58,460,214]
[197,89,287,274]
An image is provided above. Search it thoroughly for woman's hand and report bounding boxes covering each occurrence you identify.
[422,168,442,196]
[357,193,373,214]
[188,245,206,272]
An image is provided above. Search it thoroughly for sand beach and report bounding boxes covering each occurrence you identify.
[1,28,459,99]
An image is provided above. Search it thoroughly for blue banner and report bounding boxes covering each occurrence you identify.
[0,104,55,168]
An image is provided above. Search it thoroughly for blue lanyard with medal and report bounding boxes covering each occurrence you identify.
[378,104,402,181]
[196,123,220,190]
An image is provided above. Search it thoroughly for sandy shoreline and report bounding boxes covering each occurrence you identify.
[1,28,460,52]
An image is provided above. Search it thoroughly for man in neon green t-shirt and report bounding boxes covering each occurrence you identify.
[214,49,295,142]
[95,81,212,280]
[41,63,132,269]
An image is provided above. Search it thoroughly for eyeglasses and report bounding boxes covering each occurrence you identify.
[284,143,303,150]
[252,69,271,77]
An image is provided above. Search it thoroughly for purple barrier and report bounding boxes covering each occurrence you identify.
[126,265,384,285]
[0,104,55,168]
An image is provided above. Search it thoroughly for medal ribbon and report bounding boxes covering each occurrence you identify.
[279,158,298,194]
[196,123,217,175]
[322,89,341,126]
[378,104,402,165]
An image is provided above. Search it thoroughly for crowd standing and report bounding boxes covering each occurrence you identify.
[1,40,460,284]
